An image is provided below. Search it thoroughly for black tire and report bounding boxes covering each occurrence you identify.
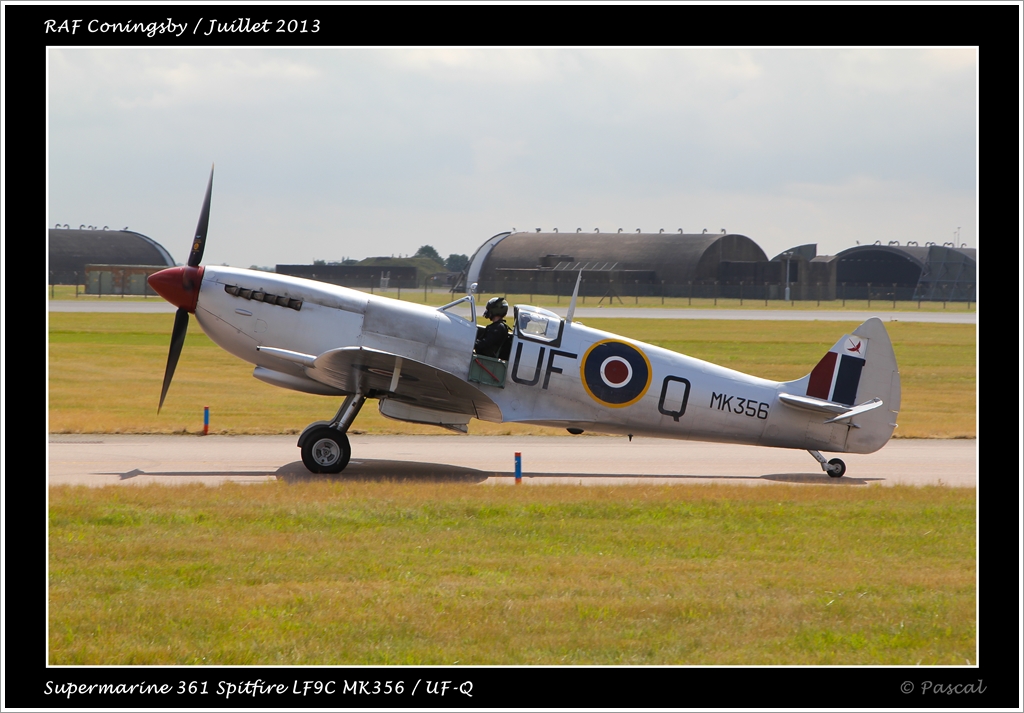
[300,427,351,474]
[827,458,846,478]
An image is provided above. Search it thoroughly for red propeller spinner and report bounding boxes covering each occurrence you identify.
[147,265,204,313]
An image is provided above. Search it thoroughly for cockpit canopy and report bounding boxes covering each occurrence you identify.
[515,306,563,345]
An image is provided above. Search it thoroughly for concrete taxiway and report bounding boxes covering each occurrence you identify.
[48,434,976,488]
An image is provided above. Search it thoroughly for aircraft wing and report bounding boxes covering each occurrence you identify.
[260,345,502,421]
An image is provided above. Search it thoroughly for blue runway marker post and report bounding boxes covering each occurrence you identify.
[515,452,522,484]
[203,406,209,435]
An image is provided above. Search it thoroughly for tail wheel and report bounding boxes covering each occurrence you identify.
[301,427,351,474]
[827,458,846,478]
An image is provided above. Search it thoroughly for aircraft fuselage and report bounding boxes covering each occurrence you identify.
[192,266,896,455]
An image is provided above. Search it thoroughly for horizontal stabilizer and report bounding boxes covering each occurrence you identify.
[778,392,851,415]
[779,392,883,424]
[823,397,884,424]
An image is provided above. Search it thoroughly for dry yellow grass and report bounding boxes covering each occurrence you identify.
[48,314,975,438]
[51,284,977,312]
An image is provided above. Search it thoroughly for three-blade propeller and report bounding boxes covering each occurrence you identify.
[149,164,214,412]
[159,308,191,412]
[188,166,214,267]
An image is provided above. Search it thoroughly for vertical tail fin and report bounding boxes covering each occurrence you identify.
[799,317,901,452]
[806,332,869,406]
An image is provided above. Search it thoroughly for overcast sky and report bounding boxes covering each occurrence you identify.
[48,48,977,268]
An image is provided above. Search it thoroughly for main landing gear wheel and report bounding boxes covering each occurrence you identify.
[827,458,846,478]
[300,427,351,474]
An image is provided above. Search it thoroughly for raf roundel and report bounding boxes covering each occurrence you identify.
[581,340,652,408]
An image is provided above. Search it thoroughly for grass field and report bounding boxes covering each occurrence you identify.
[49,481,975,665]
[47,309,977,667]
[47,313,976,438]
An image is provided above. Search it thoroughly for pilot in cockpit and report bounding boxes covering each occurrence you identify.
[474,297,512,359]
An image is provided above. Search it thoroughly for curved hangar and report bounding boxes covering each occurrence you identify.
[833,243,975,302]
[49,228,176,285]
[770,243,976,302]
[463,231,770,297]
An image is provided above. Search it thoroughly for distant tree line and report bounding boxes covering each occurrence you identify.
[414,245,468,272]
[307,246,468,274]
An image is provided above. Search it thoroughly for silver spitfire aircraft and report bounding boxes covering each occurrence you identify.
[149,168,901,477]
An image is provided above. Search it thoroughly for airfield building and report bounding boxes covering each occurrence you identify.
[458,231,975,302]
[276,264,419,289]
[770,243,976,302]
[48,227,177,295]
[461,231,779,300]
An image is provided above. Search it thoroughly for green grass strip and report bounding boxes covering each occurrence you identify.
[50,481,975,665]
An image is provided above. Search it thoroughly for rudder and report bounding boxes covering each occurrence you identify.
[801,317,901,453]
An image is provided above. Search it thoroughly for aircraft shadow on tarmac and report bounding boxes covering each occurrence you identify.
[114,468,278,480]
[274,460,879,485]
[275,459,494,483]
[111,463,879,485]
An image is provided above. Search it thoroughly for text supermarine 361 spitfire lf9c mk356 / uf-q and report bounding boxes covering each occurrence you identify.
[148,168,901,477]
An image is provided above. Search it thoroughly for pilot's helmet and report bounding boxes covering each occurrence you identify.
[484,297,509,320]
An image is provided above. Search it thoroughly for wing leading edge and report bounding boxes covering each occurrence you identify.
[258,345,502,422]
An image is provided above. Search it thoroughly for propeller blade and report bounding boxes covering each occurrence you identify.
[158,307,190,413]
[187,164,214,267]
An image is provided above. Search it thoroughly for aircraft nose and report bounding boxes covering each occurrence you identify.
[148,266,204,312]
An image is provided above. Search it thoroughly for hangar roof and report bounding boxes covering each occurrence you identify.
[49,229,176,276]
[471,231,767,286]
[835,243,974,264]
[775,243,975,269]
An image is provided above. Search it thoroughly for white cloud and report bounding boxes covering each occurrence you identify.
[50,49,320,111]
[48,47,978,267]
[471,136,529,174]
[379,47,578,84]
